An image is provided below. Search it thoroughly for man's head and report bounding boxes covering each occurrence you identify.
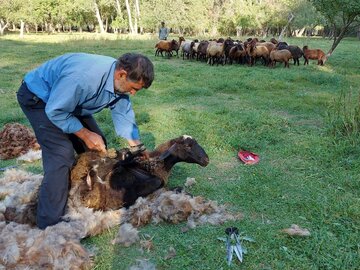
[161,22,165,26]
[114,53,154,95]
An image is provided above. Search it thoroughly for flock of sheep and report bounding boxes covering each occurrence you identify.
[155,37,328,67]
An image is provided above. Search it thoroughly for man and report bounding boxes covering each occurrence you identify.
[158,21,169,40]
[17,52,154,229]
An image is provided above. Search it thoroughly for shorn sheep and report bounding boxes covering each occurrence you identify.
[270,49,293,68]
[303,45,327,65]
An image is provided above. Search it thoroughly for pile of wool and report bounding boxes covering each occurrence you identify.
[0,123,40,160]
[124,188,240,228]
[0,169,124,269]
[0,168,241,269]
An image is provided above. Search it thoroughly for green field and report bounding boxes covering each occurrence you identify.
[0,33,359,269]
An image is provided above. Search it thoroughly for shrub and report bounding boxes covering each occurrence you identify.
[326,88,360,145]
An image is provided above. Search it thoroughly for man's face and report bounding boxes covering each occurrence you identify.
[114,70,145,96]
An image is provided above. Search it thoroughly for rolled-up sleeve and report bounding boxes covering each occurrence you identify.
[45,75,85,134]
[110,96,140,140]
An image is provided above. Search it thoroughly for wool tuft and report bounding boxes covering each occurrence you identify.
[17,149,42,162]
[129,259,156,270]
[281,224,311,237]
[184,177,196,187]
[112,223,139,247]
[0,123,40,160]
[0,169,123,269]
[124,188,239,228]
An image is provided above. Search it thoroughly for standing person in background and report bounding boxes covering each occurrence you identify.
[17,52,154,229]
[159,21,169,40]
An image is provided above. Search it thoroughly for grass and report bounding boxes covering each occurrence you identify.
[1,33,359,269]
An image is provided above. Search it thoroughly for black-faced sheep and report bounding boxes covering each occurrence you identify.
[196,40,209,61]
[4,135,209,225]
[206,39,233,65]
[228,44,246,65]
[171,36,186,57]
[270,49,293,68]
[80,135,209,208]
[303,46,327,65]
[270,37,278,44]
[223,38,234,64]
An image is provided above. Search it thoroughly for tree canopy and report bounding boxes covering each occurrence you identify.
[0,0,359,44]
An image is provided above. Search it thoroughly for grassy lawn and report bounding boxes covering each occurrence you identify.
[0,33,359,269]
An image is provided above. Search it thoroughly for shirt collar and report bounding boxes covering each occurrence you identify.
[104,61,117,95]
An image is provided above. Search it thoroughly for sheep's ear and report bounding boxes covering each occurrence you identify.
[159,150,171,160]
[159,144,177,160]
[86,172,92,190]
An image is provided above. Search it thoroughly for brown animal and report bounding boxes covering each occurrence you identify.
[276,42,304,65]
[270,49,293,68]
[303,46,327,65]
[155,39,178,57]
[197,40,209,61]
[206,41,226,65]
[228,44,246,64]
[246,44,269,66]
[257,41,276,54]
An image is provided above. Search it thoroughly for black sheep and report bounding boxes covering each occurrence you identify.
[276,42,304,66]
[72,135,209,209]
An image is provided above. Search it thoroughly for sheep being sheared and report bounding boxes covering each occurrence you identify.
[71,135,210,210]
[4,135,209,225]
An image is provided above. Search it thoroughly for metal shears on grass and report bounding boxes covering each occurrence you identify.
[225,227,243,265]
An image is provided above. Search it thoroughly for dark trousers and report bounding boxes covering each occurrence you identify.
[17,81,106,229]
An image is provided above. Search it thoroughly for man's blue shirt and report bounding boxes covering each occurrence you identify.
[24,53,140,140]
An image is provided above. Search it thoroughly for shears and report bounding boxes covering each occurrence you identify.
[225,226,243,265]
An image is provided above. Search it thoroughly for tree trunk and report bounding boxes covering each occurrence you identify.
[0,20,9,35]
[94,0,105,34]
[19,20,25,38]
[134,0,141,34]
[327,22,352,56]
[279,13,294,41]
[125,0,135,34]
[115,0,121,14]
[295,27,306,37]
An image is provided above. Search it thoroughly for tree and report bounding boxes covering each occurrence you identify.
[310,0,360,55]
[0,0,12,35]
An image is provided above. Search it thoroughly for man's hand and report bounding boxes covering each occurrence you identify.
[127,140,149,160]
[74,128,106,154]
